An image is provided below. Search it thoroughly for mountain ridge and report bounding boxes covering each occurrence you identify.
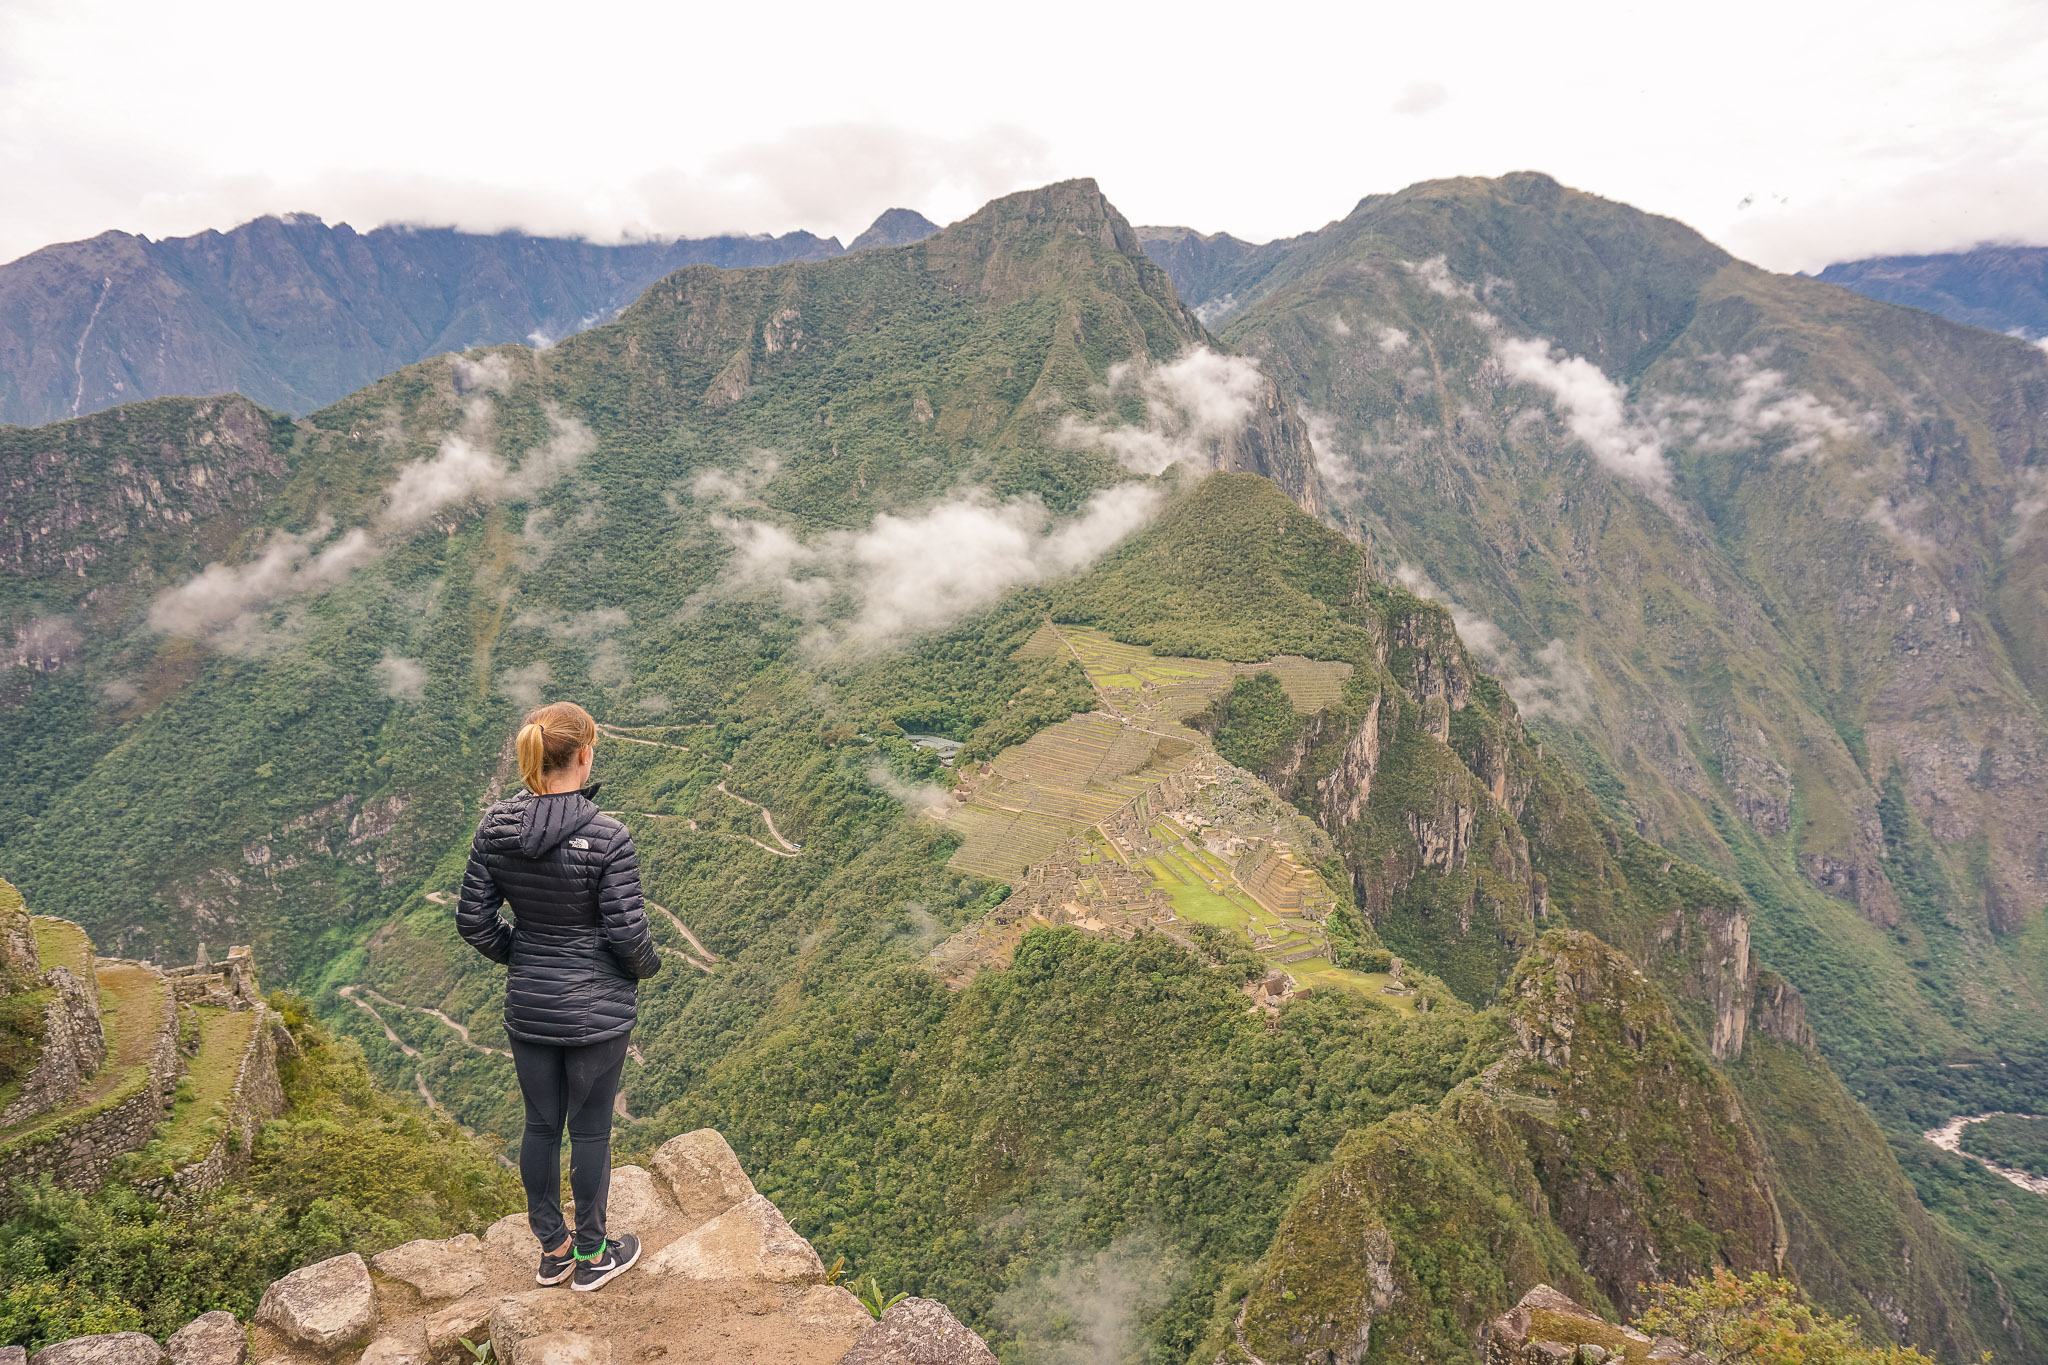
[1817,244,2048,341]
[0,211,927,427]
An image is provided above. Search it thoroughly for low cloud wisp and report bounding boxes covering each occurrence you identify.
[708,482,1163,655]
[149,370,593,653]
[1058,347,1267,476]
[1396,563,1592,721]
[1493,336,1672,494]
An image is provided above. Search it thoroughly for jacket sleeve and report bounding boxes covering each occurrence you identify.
[597,827,663,981]
[455,829,515,965]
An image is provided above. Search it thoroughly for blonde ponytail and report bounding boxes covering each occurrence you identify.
[514,702,599,794]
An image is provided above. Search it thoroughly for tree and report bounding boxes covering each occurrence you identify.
[1633,1271,1948,1365]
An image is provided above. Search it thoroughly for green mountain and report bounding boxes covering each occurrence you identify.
[0,179,2038,1362]
[1154,173,2048,1133]
[0,213,863,426]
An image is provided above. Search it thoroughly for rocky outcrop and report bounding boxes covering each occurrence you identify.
[29,1335,165,1365]
[1484,1285,1695,1365]
[0,1128,1011,1365]
[256,1254,378,1351]
[1492,932,1785,1316]
[1750,970,1814,1049]
[0,964,105,1127]
[1232,1091,1594,1365]
[164,1314,245,1365]
[837,1300,998,1364]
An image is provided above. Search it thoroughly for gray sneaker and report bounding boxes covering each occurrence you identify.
[571,1234,641,1292]
[537,1242,575,1286]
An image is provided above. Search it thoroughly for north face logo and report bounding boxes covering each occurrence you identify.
[569,837,591,850]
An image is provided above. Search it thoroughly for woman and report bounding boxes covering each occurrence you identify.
[457,701,662,1293]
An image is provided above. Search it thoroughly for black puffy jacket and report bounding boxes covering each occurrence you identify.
[456,785,661,1047]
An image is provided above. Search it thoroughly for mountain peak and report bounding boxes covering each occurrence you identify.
[850,207,940,251]
[946,178,1141,254]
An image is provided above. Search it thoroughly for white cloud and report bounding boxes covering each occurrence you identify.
[1391,83,1450,116]
[1057,347,1267,476]
[147,521,376,649]
[3,1,2047,274]
[375,652,427,703]
[512,608,634,689]
[149,381,593,652]
[1377,326,1411,352]
[1408,257,1475,299]
[450,353,515,394]
[498,661,552,708]
[1396,563,1592,720]
[1652,353,1862,460]
[688,453,781,507]
[1302,411,1363,499]
[1864,495,1937,557]
[711,481,1164,654]
[867,763,953,814]
[1326,314,1351,337]
[1493,335,1672,493]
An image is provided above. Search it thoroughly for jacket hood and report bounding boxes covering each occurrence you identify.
[516,783,604,858]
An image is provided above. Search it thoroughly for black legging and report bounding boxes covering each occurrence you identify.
[509,1034,631,1256]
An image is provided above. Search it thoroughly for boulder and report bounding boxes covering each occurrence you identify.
[503,1338,608,1365]
[839,1299,999,1365]
[372,1234,486,1301]
[641,1193,823,1284]
[483,1212,541,1265]
[793,1284,878,1337]
[648,1129,756,1222]
[488,1291,558,1365]
[166,1313,247,1365]
[254,1252,378,1350]
[421,1295,496,1356]
[1,1346,26,1365]
[29,1336,164,1365]
[577,1165,678,1240]
[1485,1285,1656,1365]
[356,1335,427,1365]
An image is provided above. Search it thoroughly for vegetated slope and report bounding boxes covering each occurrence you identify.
[1178,172,2048,1136]
[0,213,855,425]
[0,176,1319,976]
[343,475,2016,1363]
[1817,245,2048,342]
[0,178,2026,1361]
[1134,225,1308,325]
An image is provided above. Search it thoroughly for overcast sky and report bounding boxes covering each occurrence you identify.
[2,0,2044,273]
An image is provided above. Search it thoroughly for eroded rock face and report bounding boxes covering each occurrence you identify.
[840,1299,1000,1365]
[489,1295,616,1365]
[254,1252,377,1350]
[649,1129,757,1223]
[356,1335,427,1365]
[793,1285,877,1336]
[28,1335,165,1365]
[1485,1285,1683,1365]
[165,1313,245,1365]
[642,1193,824,1283]
[372,1234,485,1301]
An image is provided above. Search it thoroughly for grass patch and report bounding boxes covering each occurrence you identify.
[30,919,90,977]
[148,1007,258,1166]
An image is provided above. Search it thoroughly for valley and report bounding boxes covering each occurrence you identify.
[0,174,2042,1363]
